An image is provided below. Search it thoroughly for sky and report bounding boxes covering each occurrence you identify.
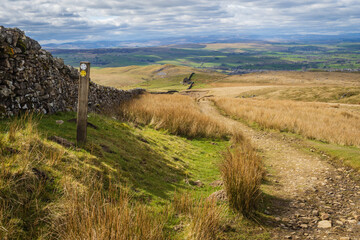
[1,0,360,44]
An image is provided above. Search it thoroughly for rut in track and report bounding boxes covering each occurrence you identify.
[197,98,360,240]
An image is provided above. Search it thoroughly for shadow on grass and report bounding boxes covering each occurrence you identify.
[28,112,188,201]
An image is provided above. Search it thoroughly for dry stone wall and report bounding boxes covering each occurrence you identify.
[0,26,144,117]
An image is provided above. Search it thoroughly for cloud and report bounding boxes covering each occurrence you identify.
[1,0,359,43]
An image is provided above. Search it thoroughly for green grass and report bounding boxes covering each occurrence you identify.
[307,140,360,171]
[280,130,360,173]
[0,113,223,235]
[0,112,274,239]
[25,112,227,202]
[275,130,360,173]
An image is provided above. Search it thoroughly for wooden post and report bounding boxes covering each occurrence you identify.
[77,61,90,145]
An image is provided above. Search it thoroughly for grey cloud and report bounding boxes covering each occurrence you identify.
[1,0,359,42]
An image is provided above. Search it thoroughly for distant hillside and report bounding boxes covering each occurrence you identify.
[43,33,360,49]
[91,64,225,90]
[49,41,360,73]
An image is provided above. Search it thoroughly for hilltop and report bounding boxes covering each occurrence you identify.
[91,64,225,90]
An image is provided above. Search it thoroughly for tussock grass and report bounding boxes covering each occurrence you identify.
[172,191,194,215]
[54,183,166,240]
[214,97,360,147]
[188,198,224,240]
[0,115,166,239]
[172,192,225,240]
[118,93,230,138]
[221,145,263,216]
[119,94,264,217]
[0,109,265,238]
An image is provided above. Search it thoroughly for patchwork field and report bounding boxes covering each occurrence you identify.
[50,41,360,72]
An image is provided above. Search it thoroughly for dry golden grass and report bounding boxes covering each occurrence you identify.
[172,192,225,240]
[189,198,224,240]
[238,86,360,104]
[172,191,194,215]
[221,144,263,216]
[224,71,360,86]
[54,184,165,240]
[214,97,360,147]
[118,93,230,138]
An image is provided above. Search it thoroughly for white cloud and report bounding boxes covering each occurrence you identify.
[0,0,359,42]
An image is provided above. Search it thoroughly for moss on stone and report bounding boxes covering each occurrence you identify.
[17,39,27,53]
[6,45,14,57]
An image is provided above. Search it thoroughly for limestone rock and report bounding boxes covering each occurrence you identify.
[320,213,330,220]
[318,220,332,229]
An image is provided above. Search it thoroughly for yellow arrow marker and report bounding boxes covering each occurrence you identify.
[80,70,86,77]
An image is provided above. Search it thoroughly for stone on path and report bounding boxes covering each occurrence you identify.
[317,220,332,228]
[339,237,350,240]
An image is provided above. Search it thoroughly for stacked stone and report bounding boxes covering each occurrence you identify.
[0,26,144,117]
[88,82,144,112]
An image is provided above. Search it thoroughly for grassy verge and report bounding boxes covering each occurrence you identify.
[1,85,277,238]
[0,112,228,238]
[278,131,360,173]
[0,111,270,239]
[273,131,360,173]
[118,94,266,217]
[307,140,360,172]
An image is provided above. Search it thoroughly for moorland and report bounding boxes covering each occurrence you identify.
[1,37,360,240]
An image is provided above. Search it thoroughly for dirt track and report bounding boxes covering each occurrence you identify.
[189,91,360,240]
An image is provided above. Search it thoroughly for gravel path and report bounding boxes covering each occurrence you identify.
[198,98,360,240]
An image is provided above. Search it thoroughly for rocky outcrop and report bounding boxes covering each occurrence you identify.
[0,26,144,117]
